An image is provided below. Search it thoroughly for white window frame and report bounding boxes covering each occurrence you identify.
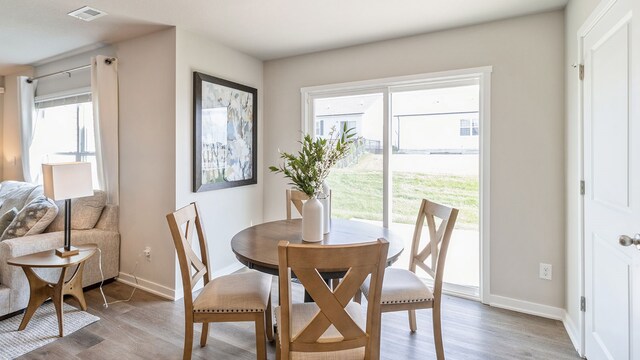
[33,86,96,174]
[301,66,492,303]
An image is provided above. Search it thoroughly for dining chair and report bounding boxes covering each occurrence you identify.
[285,189,308,219]
[166,202,274,360]
[276,238,389,360]
[286,188,331,220]
[359,199,458,360]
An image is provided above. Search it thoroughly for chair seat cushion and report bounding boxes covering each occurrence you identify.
[361,268,433,305]
[275,302,365,360]
[193,271,271,313]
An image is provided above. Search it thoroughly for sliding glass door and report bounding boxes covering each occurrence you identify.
[305,71,489,299]
[312,93,385,223]
[389,83,480,295]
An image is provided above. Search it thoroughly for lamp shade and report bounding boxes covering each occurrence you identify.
[42,162,94,200]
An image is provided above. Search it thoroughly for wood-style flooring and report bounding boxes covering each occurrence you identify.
[16,281,579,360]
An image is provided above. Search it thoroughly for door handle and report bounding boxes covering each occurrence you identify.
[619,234,640,247]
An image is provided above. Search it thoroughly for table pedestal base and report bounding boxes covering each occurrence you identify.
[18,263,87,337]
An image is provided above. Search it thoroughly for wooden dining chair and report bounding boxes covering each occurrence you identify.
[286,189,308,219]
[359,199,458,360]
[166,202,274,360]
[286,188,331,220]
[276,239,389,360]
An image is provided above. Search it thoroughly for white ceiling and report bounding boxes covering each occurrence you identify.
[0,0,568,76]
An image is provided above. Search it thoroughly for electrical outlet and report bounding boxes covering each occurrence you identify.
[539,263,552,280]
[144,246,151,261]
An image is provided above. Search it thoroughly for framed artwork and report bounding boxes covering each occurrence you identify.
[193,72,257,192]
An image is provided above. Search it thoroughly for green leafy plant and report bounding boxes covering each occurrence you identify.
[270,124,357,197]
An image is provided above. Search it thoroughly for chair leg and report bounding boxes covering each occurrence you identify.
[183,317,194,360]
[200,322,209,347]
[275,332,282,360]
[368,312,382,360]
[255,313,267,360]
[408,310,417,332]
[266,296,274,342]
[433,304,445,360]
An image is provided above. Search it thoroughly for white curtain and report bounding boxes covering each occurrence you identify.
[91,55,119,205]
[17,76,37,183]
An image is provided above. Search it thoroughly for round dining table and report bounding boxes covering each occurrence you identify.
[231,218,405,278]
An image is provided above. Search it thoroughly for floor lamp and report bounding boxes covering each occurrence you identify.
[42,162,94,258]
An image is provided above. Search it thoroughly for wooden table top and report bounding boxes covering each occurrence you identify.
[7,244,97,268]
[231,218,404,275]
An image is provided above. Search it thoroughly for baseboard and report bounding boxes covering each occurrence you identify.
[488,294,564,320]
[116,272,176,301]
[116,262,245,301]
[562,311,582,356]
[211,262,245,278]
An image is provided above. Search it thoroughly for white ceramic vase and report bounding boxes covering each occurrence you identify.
[319,182,331,234]
[302,197,324,242]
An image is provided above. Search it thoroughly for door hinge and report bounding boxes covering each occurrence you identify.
[579,64,585,81]
[580,296,586,312]
[580,180,585,195]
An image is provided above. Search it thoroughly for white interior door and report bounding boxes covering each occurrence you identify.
[583,0,640,359]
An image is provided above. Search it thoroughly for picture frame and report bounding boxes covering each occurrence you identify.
[193,72,258,192]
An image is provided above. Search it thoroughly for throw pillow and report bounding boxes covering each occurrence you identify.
[1,196,58,241]
[0,181,39,215]
[0,207,17,235]
[46,190,107,231]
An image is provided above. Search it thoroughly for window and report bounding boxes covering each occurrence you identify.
[315,119,324,136]
[459,118,479,136]
[30,93,98,185]
[339,120,357,135]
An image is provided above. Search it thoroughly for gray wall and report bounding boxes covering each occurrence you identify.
[264,10,566,308]
[174,28,264,295]
[114,28,178,294]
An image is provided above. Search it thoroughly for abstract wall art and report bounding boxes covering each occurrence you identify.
[193,72,257,192]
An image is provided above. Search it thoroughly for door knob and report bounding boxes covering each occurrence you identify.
[619,234,640,247]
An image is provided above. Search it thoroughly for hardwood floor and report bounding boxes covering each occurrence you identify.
[17,281,579,360]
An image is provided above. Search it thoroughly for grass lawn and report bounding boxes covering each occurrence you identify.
[327,169,479,230]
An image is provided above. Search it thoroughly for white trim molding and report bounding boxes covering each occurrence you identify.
[117,272,176,301]
[563,310,581,354]
[117,262,245,301]
[488,294,565,320]
[300,66,493,95]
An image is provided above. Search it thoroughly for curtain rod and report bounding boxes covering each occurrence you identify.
[26,57,116,84]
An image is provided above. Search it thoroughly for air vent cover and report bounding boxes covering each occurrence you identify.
[68,6,107,21]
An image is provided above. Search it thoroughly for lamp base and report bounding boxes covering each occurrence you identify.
[55,246,80,258]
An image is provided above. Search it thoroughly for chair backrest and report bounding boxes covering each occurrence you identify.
[286,188,331,220]
[286,189,308,219]
[166,202,211,313]
[409,199,459,302]
[278,239,389,359]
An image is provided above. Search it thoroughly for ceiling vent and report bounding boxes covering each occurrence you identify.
[67,6,107,21]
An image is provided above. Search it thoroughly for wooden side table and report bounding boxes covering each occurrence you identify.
[7,244,97,337]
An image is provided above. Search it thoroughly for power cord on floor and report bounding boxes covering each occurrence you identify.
[86,247,140,308]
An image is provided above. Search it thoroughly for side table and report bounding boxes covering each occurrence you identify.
[7,243,97,337]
